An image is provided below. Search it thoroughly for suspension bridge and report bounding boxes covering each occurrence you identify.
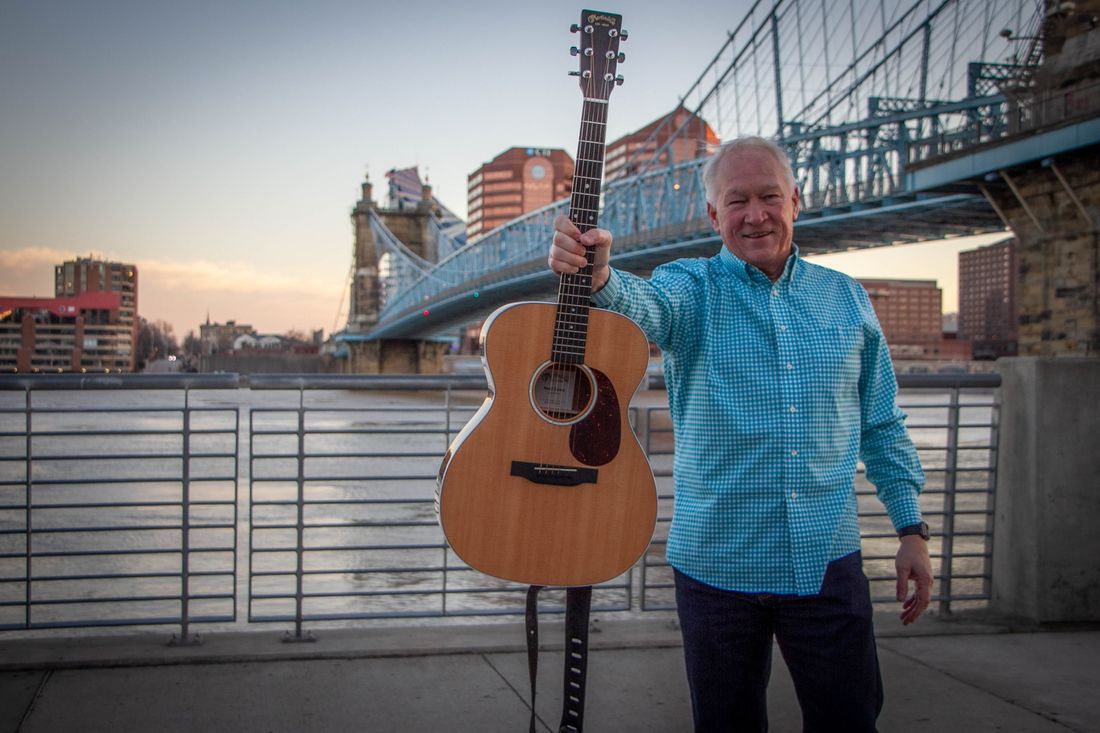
[339,0,1098,347]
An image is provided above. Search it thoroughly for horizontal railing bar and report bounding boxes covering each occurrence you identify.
[0,477,237,487]
[3,453,235,462]
[9,519,236,530]
[245,374,488,391]
[252,520,437,531]
[2,571,232,582]
[0,374,241,390]
[250,473,437,479]
[250,543,447,553]
[5,547,231,559]
[0,500,237,510]
[250,500,433,509]
[251,452,446,459]
[252,428,451,436]
[250,585,628,600]
[0,615,235,631]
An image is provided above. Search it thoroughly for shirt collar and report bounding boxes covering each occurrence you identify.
[717,243,802,286]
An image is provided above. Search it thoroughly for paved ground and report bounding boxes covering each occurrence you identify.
[1,612,1098,732]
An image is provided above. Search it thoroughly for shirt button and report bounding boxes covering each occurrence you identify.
[785,362,794,370]
[790,449,798,457]
[788,405,797,413]
[778,325,788,332]
[789,491,798,500]
[771,289,778,297]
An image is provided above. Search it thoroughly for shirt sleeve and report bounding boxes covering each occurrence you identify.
[855,285,925,531]
[592,263,705,353]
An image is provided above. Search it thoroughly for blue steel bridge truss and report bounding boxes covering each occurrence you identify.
[360,0,1044,339]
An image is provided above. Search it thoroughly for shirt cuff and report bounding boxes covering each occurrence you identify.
[882,487,923,532]
[592,268,622,307]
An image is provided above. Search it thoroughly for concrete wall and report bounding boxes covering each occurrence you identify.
[993,357,1100,622]
[200,353,336,374]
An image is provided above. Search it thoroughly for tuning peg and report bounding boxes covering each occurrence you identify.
[570,23,580,33]
[569,70,581,76]
[615,75,625,86]
[621,29,629,41]
[571,46,579,56]
[617,52,626,63]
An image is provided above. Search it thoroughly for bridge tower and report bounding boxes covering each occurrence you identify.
[342,173,449,373]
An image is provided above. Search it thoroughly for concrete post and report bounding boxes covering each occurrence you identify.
[993,357,1100,622]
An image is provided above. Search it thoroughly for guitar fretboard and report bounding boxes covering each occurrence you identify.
[552,98,609,365]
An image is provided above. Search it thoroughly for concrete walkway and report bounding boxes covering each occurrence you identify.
[2,613,1098,732]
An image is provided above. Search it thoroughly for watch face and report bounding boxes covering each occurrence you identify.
[531,164,546,180]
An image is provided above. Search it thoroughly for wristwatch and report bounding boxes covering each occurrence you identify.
[897,521,930,541]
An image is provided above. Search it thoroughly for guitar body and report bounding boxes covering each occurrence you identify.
[437,301,657,586]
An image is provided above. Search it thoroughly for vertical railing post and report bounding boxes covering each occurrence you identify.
[23,387,32,630]
[938,387,960,616]
[983,387,1002,600]
[171,388,201,645]
[442,386,451,617]
[285,386,314,642]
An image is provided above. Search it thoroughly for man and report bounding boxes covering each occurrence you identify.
[548,136,933,732]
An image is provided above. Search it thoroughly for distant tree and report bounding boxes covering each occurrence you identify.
[182,331,202,359]
[284,328,308,344]
[135,318,180,370]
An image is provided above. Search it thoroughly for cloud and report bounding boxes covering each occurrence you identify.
[0,247,347,334]
[138,257,343,297]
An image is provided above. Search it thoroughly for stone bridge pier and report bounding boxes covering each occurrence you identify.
[339,174,449,374]
[975,11,1100,624]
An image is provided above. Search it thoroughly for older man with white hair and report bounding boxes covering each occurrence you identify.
[549,136,932,732]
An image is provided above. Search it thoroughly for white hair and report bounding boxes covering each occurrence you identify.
[702,137,797,205]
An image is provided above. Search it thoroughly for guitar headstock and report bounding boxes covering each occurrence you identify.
[570,9,626,100]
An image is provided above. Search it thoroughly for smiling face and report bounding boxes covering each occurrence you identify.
[706,146,800,281]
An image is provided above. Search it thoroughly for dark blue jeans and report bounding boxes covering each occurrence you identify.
[674,552,883,732]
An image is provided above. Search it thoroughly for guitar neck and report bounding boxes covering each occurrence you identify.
[553,98,610,365]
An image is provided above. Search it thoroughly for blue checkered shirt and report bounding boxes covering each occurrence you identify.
[594,245,924,595]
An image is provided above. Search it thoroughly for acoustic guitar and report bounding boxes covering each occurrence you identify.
[436,10,657,587]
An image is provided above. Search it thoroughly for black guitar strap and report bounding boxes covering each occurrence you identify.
[525,585,594,733]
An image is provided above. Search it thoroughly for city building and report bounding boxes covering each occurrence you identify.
[0,257,138,372]
[466,147,574,238]
[604,105,720,182]
[859,278,952,360]
[199,318,255,356]
[958,237,1018,359]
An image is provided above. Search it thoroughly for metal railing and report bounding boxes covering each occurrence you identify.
[0,374,241,642]
[0,372,999,640]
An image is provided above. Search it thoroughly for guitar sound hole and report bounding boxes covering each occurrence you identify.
[531,363,594,423]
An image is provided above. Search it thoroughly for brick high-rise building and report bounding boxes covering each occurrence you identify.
[466,147,574,238]
[958,237,1018,359]
[604,105,720,182]
[0,257,138,372]
[859,279,944,359]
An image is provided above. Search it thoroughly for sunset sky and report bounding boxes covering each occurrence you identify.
[0,0,1008,340]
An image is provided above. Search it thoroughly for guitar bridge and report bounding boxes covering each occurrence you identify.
[511,461,598,487]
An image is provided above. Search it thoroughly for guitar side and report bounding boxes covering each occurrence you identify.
[437,301,658,587]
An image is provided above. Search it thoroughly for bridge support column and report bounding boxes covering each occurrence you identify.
[992,357,1100,623]
[981,149,1100,356]
[344,339,449,374]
